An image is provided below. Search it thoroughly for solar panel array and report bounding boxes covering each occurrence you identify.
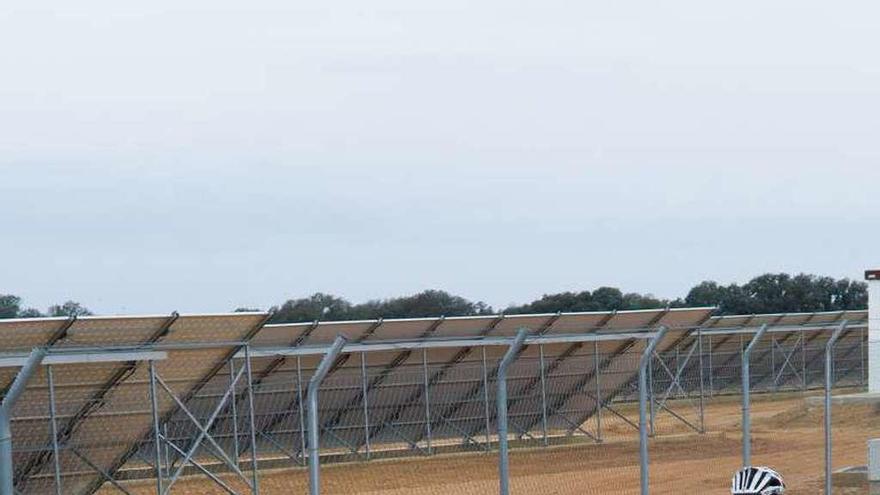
[0,308,869,494]
[0,312,269,495]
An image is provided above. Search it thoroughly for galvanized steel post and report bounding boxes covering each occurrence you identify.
[825,320,848,495]
[742,324,769,468]
[1,348,47,495]
[497,329,528,495]
[639,327,668,495]
[308,336,347,495]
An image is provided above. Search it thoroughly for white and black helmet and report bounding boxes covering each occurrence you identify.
[732,466,785,495]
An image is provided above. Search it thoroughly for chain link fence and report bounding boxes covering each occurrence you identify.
[3,325,871,495]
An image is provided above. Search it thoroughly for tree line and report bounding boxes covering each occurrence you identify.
[0,296,93,319]
[240,273,867,322]
[1,273,867,323]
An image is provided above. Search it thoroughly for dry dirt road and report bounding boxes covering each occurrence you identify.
[102,393,880,494]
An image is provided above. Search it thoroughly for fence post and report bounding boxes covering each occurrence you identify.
[742,324,769,468]
[825,320,849,495]
[498,329,529,495]
[639,327,669,495]
[308,336,347,495]
[0,348,46,495]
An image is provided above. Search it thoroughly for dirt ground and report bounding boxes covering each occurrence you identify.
[103,393,880,494]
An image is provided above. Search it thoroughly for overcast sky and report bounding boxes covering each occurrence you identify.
[2,0,879,315]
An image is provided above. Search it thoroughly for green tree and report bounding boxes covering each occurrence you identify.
[351,290,493,319]
[270,293,353,324]
[0,294,22,319]
[48,301,93,317]
[18,308,44,318]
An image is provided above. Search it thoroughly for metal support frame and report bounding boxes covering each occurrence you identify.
[538,345,549,446]
[46,365,62,495]
[697,331,706,432]
[771,335,804,388]
[296,357,307,463]
[497,329,529,495]
[148,361,164,495]
[594,341,603,442]
[650,340,703,434]
[243,345,260,494]
[228,360,240,468]
[825,320,848,495]
[0,348,46,495]
[639,327,668,495]
[361,353,371,459]
[742,324,769,468]
[421,349,433,454]
[148,353,254,495]
[308,336,347,495]
[482,347,492,448]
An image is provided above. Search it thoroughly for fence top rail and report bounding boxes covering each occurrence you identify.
[0,350,168,368]
[241,330,665,358]
[700,321,865,336]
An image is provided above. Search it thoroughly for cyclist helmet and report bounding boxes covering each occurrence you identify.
[732,466,785,495]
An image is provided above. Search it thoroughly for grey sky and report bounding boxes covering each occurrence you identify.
[2,0,879,314]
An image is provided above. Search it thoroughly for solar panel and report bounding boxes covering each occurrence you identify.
[0,312,269,495]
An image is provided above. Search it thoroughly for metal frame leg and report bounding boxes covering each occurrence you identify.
[296,357,307,463]
[481,347,492,449]
[538,344,548,446]
[422,349,433,455]
[361,352,371,459]
[244,345,260,495]
[229,360,240,467]
[594,341,603,442]
[697,331,706,433]
[46,365,62,495]
[148,361,163,495]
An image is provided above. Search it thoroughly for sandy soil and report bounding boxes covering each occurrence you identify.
[102,393,880,494]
